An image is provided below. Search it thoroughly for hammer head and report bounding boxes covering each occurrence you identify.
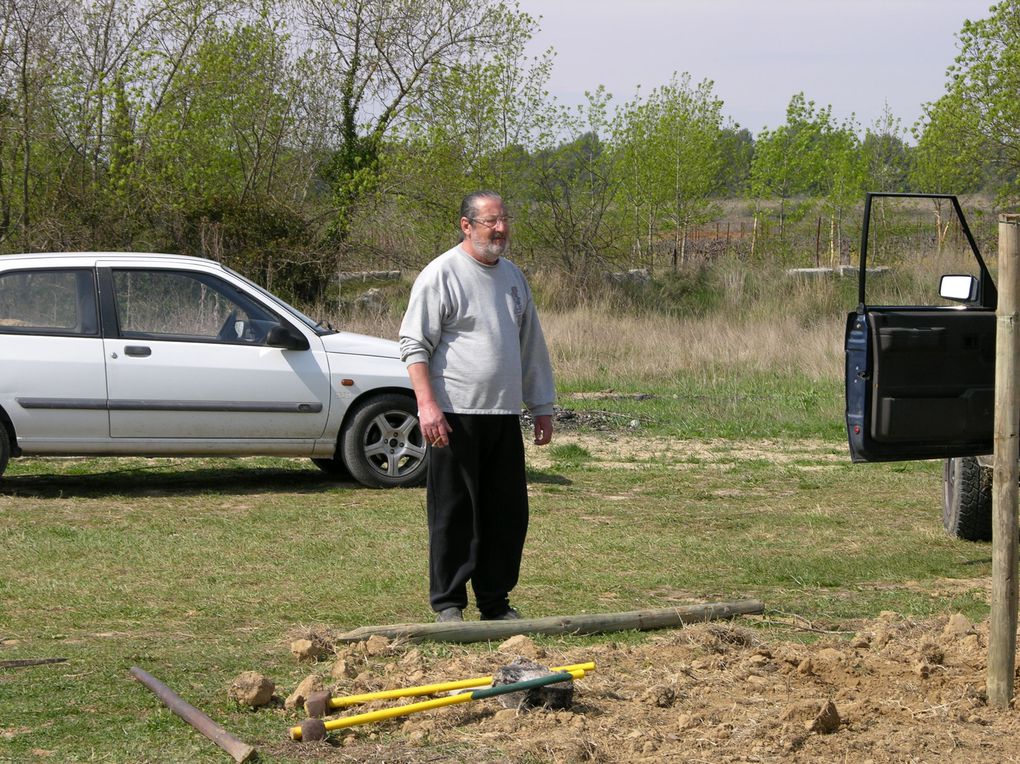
[492,657,574,710]
[304,689,331,718]
[296,717,327,742]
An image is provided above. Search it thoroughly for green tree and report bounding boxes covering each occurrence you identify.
[818,116,866,265]
[528,87,620,276]
[295,0,531,253]
[139,9,324,296]
[862,103,910,193]
[911,92,984,251]
[919,0,1020,200]
[614,74,727,270]
[384,13,550,265]
[1,0,66,249]
[749,93,829,250]
[51,0,176,246]
[717,126,753,197]
[0,0,16,243]
[911,95,983,196]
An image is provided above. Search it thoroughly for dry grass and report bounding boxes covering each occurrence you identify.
[541,307,842,386]
[339,303,842,386]
[337,260,847,390]
[336,228,997,399]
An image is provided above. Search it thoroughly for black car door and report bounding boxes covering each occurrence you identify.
[845,193,998,462]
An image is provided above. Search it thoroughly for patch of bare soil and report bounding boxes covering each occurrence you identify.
[523,425,844,473]
[273,613,1020,763]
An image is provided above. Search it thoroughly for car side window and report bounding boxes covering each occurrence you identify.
[111,269,279,344]
[0,269,98,336]
[861,197,989,308]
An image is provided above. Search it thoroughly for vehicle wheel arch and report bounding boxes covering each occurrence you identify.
[338,388,426,488]
[313,387,420,482]
[0,405,18,456]
[0,405,14,478]
[338,387,417,440]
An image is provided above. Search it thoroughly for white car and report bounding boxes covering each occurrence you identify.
[0,252,426,488]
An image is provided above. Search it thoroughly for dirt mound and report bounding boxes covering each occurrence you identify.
[277,613,1020,763]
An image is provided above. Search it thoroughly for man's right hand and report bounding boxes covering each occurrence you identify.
[407,362,451,448]
[417,399,451,448]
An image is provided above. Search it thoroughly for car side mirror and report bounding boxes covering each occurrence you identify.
[940,274,979,304]
[266,324,310,350]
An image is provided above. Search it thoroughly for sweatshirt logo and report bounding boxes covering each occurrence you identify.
[510,286,524,326]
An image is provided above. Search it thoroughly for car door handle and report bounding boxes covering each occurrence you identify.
[124,345,152,357]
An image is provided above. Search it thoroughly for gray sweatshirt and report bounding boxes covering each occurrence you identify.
[399,246,555,416]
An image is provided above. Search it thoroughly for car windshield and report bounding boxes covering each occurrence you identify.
[225,267,337,335]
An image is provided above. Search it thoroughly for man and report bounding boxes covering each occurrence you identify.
[399,191,555,622]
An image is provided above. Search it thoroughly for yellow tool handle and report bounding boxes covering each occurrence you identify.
[323,668,585,733]
[328,660,596,708]
[290,667,588,739]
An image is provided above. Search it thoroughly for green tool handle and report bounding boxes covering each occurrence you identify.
[471,670,574,700]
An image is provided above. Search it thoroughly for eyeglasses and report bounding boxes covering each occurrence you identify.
[468,215,512,228]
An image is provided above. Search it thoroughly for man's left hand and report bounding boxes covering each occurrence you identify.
[533,414,553,446]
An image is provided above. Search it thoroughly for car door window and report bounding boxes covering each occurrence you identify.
[0,269,98,336]
[111,269,279,344]
[860,196,991,308]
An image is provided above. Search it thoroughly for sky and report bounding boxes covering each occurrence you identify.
[516,0,996,137]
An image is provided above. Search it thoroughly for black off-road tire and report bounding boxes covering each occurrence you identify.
[943,456,992,541]
[340,393,427,489]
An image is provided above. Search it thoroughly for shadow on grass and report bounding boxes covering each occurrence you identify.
[0,462,354,499]
[526,468,572,485]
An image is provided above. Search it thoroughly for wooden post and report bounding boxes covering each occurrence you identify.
[988,214,1020,708]
[130,667,256,763]
[337,600,765,644]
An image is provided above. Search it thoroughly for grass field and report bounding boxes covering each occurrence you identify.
[0,264,996,762]
[0,433,990,761]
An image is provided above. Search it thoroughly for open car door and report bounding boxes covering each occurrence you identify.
[845,193,998,462]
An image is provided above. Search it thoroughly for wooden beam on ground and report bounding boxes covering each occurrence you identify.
[989,214,1020,708]
[130,666,256,764]
[337,600,765,644]
[0,657,67,669]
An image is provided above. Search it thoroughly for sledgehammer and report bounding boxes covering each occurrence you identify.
[292,667,586,741]
[304,660,595,717]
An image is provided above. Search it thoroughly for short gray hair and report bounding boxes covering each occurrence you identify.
[458,191,502,240]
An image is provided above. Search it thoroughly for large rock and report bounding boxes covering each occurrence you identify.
[228,671,275,708]
[285,674,324,711]
[291,637,329,662]
[496,634,544,660]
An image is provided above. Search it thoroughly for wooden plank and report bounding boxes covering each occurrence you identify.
[0,657,67,669]
[337,600,765,644]
[989,214,1020,708]
[130,667,256,763]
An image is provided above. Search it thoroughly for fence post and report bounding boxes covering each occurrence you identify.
[988,213,1020,708]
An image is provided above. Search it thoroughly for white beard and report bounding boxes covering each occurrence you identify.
[469,230,509,263]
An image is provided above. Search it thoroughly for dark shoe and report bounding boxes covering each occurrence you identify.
[436,607,463,623]
[482,606,521,621]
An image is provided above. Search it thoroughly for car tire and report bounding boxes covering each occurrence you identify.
[341,393,427,488]
[0,425,8,478]
[311,456,351,480]
[943,456,992,541]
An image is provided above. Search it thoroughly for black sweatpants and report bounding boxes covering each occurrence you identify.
[426,413,529,617]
